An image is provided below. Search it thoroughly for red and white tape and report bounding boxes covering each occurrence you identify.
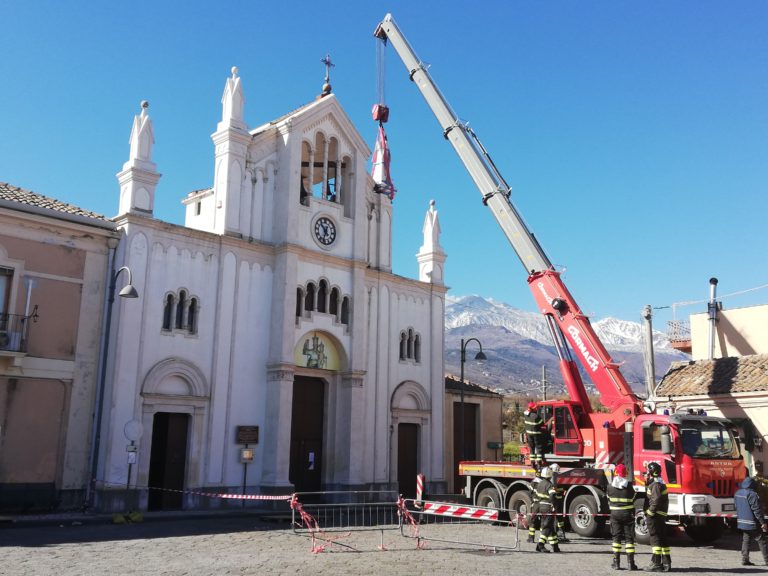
[422,502,498,522]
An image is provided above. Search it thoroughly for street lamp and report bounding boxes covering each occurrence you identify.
[459,337,487,462]
[87,265,139,510]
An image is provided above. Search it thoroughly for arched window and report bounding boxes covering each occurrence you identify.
[305,283,316,313]
[341,296,350,325]
[407,328,414,359]
[326,137,339,202]
[175,290,186,329]
[317,280,328,313]
[188,298,198,334]
[162,294,174,331]
[399,332,407,361]
[329,287,339,317]
[414,334,421,363]
[296,287,304,318]
[299,141,311,206]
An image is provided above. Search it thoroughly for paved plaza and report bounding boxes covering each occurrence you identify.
[0,512,761,576]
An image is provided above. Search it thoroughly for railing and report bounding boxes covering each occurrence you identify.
[667,320,691,343]
[0,313,32,353]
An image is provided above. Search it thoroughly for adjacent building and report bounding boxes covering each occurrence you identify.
[0,183,116,510]
[657,302,768,476]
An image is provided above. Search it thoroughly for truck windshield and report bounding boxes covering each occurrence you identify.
[680,421,740,459]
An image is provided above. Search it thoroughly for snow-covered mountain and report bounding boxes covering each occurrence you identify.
[444,294,688,395]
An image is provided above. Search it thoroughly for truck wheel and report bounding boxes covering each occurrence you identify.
[634,504,650,545]
[684,519,724,544]
[508,491,532,521]
[568,494,604,538]
[476,487,502,510]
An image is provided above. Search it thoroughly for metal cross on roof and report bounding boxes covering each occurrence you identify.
[320,53,334,96]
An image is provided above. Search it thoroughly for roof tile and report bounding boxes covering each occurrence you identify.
[0,182,110,222]
[656,354,768,396]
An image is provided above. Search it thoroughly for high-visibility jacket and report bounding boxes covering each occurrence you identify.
[645,478,668,517]
[534,478,557,509]
[607,478,636,513]
[524,409,544,436]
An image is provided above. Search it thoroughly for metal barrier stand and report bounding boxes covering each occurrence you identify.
[399,498,520,552]
[291,490,401,552]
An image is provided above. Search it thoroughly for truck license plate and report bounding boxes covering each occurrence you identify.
[722,503,735,512]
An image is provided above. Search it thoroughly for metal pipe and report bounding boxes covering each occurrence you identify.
[707,277,719,360]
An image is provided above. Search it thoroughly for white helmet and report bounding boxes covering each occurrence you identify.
[540,466,553,479]
[549,463,561,474]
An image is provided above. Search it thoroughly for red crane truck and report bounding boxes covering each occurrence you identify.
[374,13,747,544]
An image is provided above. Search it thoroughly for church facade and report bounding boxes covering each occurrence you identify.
[96,68,448,510]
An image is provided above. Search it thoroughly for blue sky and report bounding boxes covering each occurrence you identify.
[1,1,766,326]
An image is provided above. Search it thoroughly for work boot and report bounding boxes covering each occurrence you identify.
[661,556,671,573]
[644,555,663,572]
[526,534,535,543]
[536,543,549,553]
[552,544,561,553]
[628,554,639,571]
[742,560,754,566]
[611,554,621,570]
[558,530,569,542]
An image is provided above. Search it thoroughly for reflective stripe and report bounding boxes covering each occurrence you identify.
[610,505,634,510]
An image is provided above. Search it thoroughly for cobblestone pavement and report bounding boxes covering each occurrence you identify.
[0,514,762,576]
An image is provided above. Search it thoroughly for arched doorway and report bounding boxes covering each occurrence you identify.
[148,412,189,510]
[289,376,325,493]
[391,381,431,499]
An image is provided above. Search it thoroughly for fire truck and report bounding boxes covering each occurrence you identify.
[374,14,747,543]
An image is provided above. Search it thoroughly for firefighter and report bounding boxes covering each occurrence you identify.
[524,401,545,469]
[607,463,638,570]
[549,463,568,542]
[643,462,670,572]
[527,467,544,543]
[535,465,561,553]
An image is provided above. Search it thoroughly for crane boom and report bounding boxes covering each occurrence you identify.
[375,14,641,424]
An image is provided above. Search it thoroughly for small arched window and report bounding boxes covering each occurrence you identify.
[329,287,340,317]
[162,294,174,331]
[414,334,421,363]
[296,287,304,318]
[317,280,328,313]
[188,298,198,334]
[340,296,350,326]
[176,290,186,329]
[399,332,407,361]
[407,328,414,359]
[305,283,316,313]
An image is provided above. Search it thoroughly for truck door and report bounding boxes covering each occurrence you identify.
[553,405,584,457]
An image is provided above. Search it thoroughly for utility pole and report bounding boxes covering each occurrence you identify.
[642,305,656,399]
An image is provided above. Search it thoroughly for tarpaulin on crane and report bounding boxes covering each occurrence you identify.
[371,123,396,200]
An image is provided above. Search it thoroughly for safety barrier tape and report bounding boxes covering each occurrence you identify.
[98,479,293,501]
[422,502,499,522]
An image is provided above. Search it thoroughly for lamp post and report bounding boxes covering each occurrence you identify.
[87,265,139,510]
[459,337,487,462]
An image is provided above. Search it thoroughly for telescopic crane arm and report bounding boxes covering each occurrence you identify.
[374,14,641,425]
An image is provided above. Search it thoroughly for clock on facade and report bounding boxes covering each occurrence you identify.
[313,216,337,246]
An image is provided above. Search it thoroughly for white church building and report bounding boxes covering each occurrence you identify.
[96,67,448,510]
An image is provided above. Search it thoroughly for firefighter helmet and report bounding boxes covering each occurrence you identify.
[549,463,561,474]
[646,462,662,477]
[540,466,553,479]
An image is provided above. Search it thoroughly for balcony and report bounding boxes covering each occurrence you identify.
[0,313,32,354]
[667,319,692,354]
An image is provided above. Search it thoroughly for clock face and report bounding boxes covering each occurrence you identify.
[313,216,337,246]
